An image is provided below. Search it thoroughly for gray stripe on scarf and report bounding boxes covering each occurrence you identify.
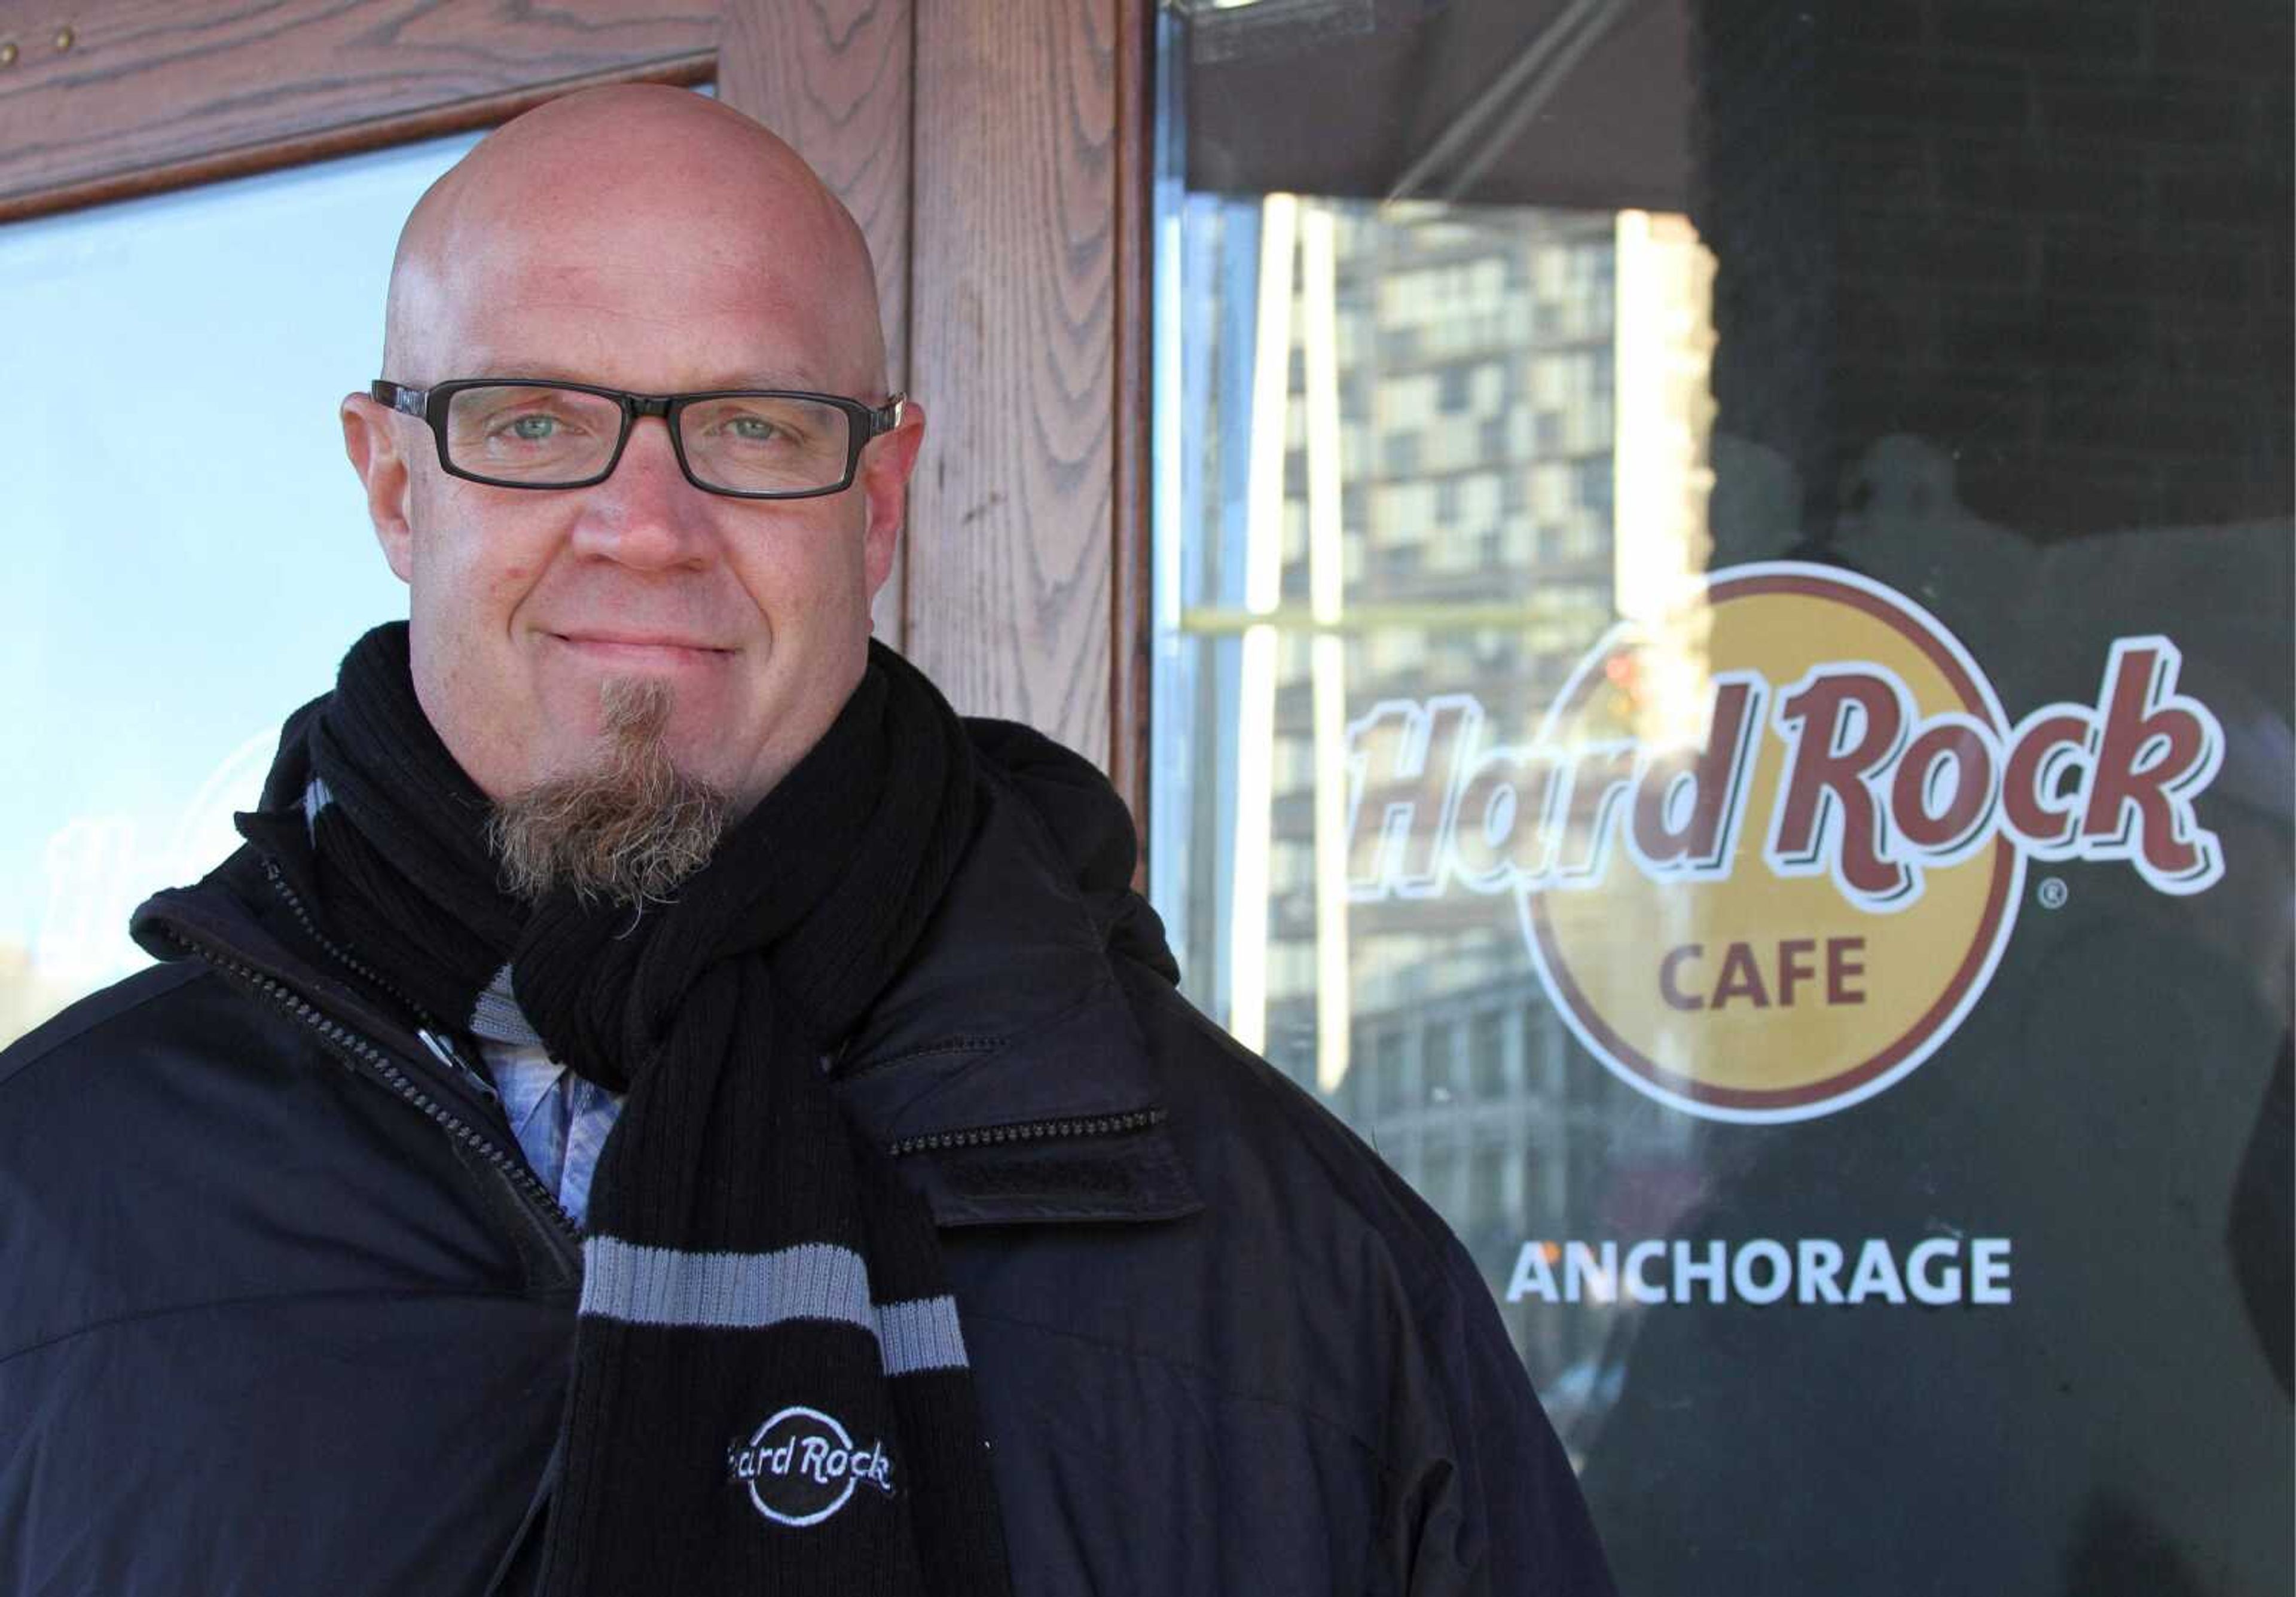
[471,962,545,1048]
[580,1236,970,1373]
[876,1296,971,1376]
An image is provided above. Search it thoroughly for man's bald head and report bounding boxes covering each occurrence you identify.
[381,85,886,393]
[340,80,928,819]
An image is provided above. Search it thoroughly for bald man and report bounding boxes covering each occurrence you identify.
[0,87,1613,1596]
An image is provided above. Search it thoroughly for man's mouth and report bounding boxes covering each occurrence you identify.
[549,631,734,668]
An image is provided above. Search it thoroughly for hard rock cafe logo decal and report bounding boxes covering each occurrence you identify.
[728,1405,896,1528]
[1345,563,2225,1123]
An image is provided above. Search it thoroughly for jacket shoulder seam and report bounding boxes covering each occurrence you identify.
[0,961,212,1095]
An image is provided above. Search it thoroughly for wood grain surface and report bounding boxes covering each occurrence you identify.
[0,1,716,220]
[719,0,916,646]
[1106,0,1154,853]
[907,0,1124,770]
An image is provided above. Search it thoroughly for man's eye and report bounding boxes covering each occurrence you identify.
[723,415,786,444]
[503,413,562,440]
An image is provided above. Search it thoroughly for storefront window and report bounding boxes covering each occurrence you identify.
[1151,1,2291,1586]
[0,132,481,1046]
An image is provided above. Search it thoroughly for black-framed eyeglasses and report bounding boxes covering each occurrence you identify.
[371,377,905,500]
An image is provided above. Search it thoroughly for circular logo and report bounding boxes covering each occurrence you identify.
[1522,564,2022,1122]
[726,1405,895,1528]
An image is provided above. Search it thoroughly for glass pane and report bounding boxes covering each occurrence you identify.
[0,131,482,1045]
[1152,2,2292,1590]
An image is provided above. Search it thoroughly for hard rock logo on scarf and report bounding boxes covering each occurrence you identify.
[728,1405,896,1527]
[1344,563,2225,1122]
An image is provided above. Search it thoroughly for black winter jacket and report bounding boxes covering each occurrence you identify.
[0,746,1614,1596]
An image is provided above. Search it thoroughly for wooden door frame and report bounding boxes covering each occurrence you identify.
[0,0,1154,831]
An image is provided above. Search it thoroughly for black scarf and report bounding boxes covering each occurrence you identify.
[248,623,1013,1595]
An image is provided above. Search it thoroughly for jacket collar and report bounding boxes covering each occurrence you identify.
[827,766,1201,1227]
[132,765,1201,1231]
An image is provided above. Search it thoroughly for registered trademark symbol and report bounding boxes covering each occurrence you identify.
[2037,877,2069,909]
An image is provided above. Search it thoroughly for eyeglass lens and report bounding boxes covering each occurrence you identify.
[441,384,854,493]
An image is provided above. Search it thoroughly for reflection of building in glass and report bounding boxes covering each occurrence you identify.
[1165,195,1714,1390]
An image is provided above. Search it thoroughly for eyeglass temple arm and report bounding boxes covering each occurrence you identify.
[371,380,427,418]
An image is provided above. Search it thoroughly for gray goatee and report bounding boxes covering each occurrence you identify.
[487,677,731,906]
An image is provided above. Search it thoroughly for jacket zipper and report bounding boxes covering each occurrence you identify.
[887,1107,1165,1158]
[259,857,433,1028]
[259,859,502,1109]
[155,926,579,1244]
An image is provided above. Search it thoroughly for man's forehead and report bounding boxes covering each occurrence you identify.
[436,352,844,393]
[401,240,864,389]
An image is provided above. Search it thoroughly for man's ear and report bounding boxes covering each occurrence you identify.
[341,393,416,584]
[860,398,926,597]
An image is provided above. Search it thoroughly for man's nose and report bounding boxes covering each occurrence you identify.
[568,414,717,567]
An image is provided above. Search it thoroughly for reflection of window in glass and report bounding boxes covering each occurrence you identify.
[1522,1007,1555,1099]
[1272,938,1317,998]
[1379,480,1433,536]
[1576,457,1613,514]
[1384,432,1421,478]
[1559,515,1607,561]
[1529,354,1562,408]
[1274,732,1311,791]
[1423,1140,1459,1213]
[1375,1029,1409,1115]
[1425,1020,1456,1101]
[1368,625,1427,678]
[1429,633,1471,684]
[1530,460,1571,518]
[1471,1010,1508,1098]
[1547,1009,1575,1099]
[1471,1143,1506,1219]
[1428,527,1481,576]
[1282,495,1309,563]
[1387,372,1436,425]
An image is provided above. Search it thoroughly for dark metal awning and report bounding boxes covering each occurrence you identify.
[1176,0,1692,212]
